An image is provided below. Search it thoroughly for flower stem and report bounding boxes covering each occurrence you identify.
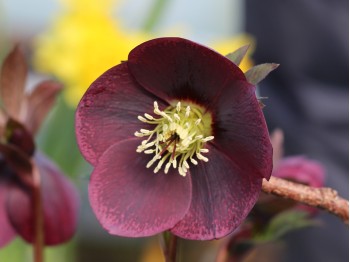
[160,231,178,262]
[142,0,170,32]
[32,164,44,262]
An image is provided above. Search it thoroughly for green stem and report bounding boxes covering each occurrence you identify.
[142,0,170,32]
[32,164,44,262]
[160,231,178,262]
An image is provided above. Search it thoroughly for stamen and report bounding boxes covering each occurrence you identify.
[185,106,191,117]
[138,116,147,122]
[135,101,213,176]
[202,136,214,142]
[176,102,181,112]
[144,113,154,120]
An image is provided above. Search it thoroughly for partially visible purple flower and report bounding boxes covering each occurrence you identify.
[76,37,274,240]
[273,156,324,188]
[0,46,79,247]
[266,129,325,215]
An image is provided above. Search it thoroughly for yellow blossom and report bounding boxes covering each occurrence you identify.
[33,0,150,106]
[34,0,255,107]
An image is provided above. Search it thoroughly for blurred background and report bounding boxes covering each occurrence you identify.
[0,0,348,261]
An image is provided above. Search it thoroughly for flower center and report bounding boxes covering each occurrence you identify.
[135,101,214,176]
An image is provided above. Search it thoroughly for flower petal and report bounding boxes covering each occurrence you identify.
[24,80,63,135]
[0,183,16,247]
[0,46,27,118]
[128,37,245,107]
[171,145,262,240]
[76,62,167,165]
[212,80,272,179]
[7,153,79,245]
[89,138,192,237]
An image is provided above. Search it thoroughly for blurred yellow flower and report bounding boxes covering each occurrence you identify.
[34,0,150,106]
[214,34,256,72]
[34,0,255,107]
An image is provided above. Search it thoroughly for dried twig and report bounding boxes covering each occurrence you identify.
[262,176,349,224]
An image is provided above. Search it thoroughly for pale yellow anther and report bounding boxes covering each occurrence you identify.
[144,113,154,120]
[174,113,180,121]
[190,158,198,165]
[184,160,190,169]
[138,116,147,122]
[165,162,172,174]
[134,131,144,137]
[176,102,181,112]
[185,106,191,117]
[154,101,159,110]
[197,153,209,162]
[172,158,177,168]
[202,136,214,142]
[140,129,150,134]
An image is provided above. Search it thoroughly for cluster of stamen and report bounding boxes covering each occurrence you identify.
[135,101,214,176]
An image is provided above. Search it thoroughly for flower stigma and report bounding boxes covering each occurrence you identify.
[135,101,214,176]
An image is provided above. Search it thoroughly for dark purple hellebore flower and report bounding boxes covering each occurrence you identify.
[0,46,79,247]
[76,37,273,240]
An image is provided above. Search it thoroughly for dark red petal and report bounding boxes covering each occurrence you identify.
[24,80,63,135]
[76,62,167,166]
[171,145,262,240]
[0,183,16,247]
[212,80,272,180]
[0,46,27,118]
[89,138,192,237]
[128,37,245,107]
[7,153,79,245]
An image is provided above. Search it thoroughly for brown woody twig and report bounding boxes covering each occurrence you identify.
[262,176,349,224]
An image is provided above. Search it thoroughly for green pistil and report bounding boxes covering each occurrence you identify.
[135,101,213,176]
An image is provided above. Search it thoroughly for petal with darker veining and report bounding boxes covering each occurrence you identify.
[76,62,167,166]
[89,138,192,237]
[171,144,262,240]
[128,37,245,108]
[212,80,272,180]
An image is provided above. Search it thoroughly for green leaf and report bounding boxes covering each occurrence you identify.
[245,63,279,85]
[225,45,250,66]
[256,210,318,242]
